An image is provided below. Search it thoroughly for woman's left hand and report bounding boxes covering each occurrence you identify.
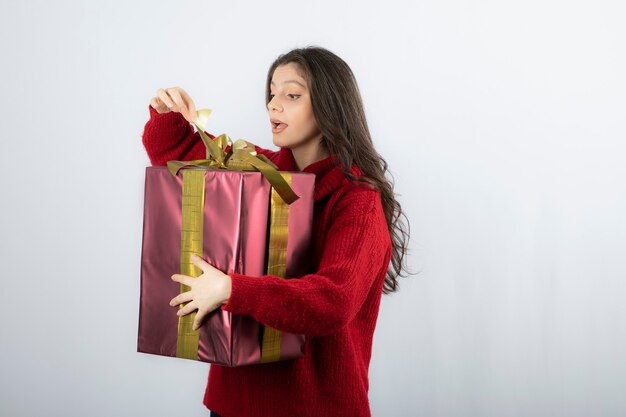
[169,254,232,331]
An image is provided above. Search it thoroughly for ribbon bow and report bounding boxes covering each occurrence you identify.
[166,109,299,205]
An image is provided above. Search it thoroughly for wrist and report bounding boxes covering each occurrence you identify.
[220,273,232,305]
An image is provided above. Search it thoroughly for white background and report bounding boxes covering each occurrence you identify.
[1,1,625,416]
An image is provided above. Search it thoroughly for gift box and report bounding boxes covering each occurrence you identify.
[137,134,314,366]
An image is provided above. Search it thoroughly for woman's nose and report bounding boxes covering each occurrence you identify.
[267,97,282,112]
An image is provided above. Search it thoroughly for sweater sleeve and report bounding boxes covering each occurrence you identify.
[222,188,392,337]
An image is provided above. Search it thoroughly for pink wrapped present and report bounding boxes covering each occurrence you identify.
[138,166,314,366]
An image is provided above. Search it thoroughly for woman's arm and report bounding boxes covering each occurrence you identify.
[142,105,207,166]
[142,86,279,166]
[223,188,392,337]
[142,87,219,165]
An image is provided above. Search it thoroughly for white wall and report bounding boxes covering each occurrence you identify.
[1,1,624,416]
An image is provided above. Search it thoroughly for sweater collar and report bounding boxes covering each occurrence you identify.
[276,148,362,202]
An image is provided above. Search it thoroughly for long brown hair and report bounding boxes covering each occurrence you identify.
[266,46,411,293]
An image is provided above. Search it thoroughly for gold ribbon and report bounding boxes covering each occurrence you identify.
[260,173,291,363]
[173,108,294,363]
[175,169,205,360]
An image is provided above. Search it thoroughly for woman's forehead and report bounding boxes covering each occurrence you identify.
[271,63,308,86]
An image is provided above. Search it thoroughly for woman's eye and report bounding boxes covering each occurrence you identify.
[269,94,275,100]
[288,94,301,100]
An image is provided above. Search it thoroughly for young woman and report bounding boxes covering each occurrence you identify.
[142,46,410,417]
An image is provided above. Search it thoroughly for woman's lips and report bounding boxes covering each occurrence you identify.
[271,122,288,133]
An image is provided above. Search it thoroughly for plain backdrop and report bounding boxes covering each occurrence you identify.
[1,1,625,416]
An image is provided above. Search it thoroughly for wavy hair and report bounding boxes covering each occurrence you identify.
[266,46,411,293]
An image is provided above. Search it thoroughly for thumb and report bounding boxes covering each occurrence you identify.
[191,254,212,273]
[187,101,198,123]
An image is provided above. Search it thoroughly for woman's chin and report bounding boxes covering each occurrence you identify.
[272,136,289,148]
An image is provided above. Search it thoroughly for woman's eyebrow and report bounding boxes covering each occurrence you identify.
[270,80,306,88]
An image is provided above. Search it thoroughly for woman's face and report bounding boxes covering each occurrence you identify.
[267,63,322,151]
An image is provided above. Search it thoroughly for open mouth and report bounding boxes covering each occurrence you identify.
[271,120,288,131]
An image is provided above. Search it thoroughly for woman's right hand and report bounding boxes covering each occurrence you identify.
[150,87,198,123]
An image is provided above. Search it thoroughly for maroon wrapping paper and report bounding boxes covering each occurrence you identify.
[138,166,315,366]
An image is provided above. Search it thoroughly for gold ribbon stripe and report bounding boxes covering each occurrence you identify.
[260,173,292,363]
[176,169,205,360]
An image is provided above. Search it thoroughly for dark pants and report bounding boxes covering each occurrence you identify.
[210,412,222,417]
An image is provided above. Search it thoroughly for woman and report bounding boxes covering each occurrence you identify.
[142,46,410,417]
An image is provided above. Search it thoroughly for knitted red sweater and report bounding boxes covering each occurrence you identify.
[142,106,392,417]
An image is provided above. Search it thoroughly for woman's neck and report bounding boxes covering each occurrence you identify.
[290,139,330,171]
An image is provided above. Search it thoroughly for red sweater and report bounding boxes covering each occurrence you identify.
[142,106,392,417]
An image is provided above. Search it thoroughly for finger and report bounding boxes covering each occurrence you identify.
[177,301,198,317]
[168,88,191,121]
[192,308,209,331]
[169,291,193,307]
[191,254,213,273]
[171,273,194,286]
[150,97,160,109]
[156,88,175,109]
